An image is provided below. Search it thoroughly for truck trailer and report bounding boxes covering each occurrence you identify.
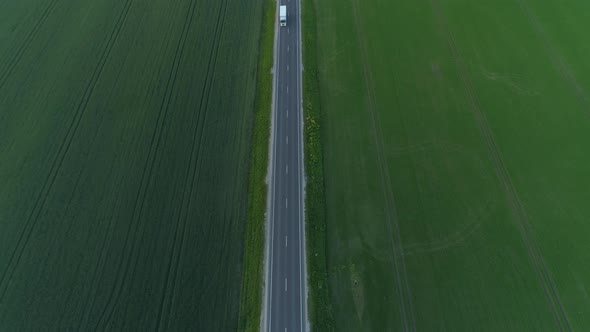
[280,5,287,26]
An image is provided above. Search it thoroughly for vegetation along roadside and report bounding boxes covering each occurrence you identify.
[238,0,276,330]
[302,0,335,329]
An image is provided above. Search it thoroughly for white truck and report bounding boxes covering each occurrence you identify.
[280,5,287,27]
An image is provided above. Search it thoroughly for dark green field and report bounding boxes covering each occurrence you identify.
[0,0,263,329]
[311,0,590,330]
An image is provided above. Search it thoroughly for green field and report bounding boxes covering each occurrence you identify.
[0,0,263,329]
[311,0,590,330]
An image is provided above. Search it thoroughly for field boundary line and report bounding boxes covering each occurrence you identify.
[0,0,135,303]
[296,0,309,327]
[263,1,280,329]
[429,1,571,330]
[350,0,415,330]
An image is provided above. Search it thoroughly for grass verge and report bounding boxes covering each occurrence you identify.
[238,0,276,330]
[302,0,335,329]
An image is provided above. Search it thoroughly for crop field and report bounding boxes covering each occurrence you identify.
[0,0,263,330]
[313,0,590,330]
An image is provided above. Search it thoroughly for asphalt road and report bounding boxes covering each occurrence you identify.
[264,0,307,330]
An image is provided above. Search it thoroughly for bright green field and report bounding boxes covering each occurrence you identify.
[0,0,262,330]
[314,0,590,330]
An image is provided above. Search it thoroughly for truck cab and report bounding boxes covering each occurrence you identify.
[280,5,287,27]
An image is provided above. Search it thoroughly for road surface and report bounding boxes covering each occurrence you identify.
[264,0,307,330]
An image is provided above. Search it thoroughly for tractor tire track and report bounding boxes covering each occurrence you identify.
[90,0,201,329]
[154,1,229,330]
[429,0,571,330]
[350,0,415,330]
[0,0,134,302]
[515,0,590,116]
[0,0,59,89]
[75,147,128,329]
[75,207,120,329]
[74,0,189,324]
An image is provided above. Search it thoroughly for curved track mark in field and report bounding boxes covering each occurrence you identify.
[153,1,229,330]
[350,0,416,330]
[515,0,590,116]
[429,0,571,330]
[89,1,205,329]
[0,0,59,89]
[0,0,134,303]
[402,221,481,256]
